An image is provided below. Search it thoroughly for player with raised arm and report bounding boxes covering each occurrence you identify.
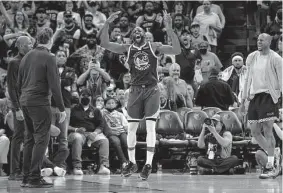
[100,11,181,180]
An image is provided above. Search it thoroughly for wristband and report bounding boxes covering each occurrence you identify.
[75,128,78,133]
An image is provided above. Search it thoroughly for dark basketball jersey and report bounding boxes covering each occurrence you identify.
[125,42,158,86]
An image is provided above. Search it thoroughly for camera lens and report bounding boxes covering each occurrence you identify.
[204,118,212,125]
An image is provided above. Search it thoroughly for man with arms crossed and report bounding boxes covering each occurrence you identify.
[241,33,282,179]
[100,11,181,180]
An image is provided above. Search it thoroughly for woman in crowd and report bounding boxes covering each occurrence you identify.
[94,95,105,110]
[0,2,29,33]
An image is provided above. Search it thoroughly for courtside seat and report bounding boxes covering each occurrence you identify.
[230,107,244,125]
[184,110,208,137]
[217,111,243,136]
[202,107,222,118]
[157,110,188,148]
[176,107,192,125]
[136,118,159,148]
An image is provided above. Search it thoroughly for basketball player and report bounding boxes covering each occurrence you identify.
[100,11,181,180]
[240,33,282,179]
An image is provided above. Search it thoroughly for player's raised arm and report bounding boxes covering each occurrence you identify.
[100,11,129,54]
[155,11,181,55]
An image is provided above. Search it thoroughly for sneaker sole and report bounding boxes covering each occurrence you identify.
[28,184,53,188]
[138,174,148,181]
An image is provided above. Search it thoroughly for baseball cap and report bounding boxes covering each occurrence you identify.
[85,11,94,18]
[64,11,72,17]
[36,7,46,14]
[191,21,200,27]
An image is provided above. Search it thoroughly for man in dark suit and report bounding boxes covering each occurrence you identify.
[7,36,33,181]
[17,27,66,188]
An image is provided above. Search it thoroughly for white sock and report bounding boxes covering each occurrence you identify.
[145,119,156,165]
[268,156,274,166]
[127,122,139,164]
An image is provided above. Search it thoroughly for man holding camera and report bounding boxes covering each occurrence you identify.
[197,114,239,174]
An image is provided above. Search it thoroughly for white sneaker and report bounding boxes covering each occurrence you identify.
[41,168,53,177]
[54,166,66,177]
[73,168,83,175]
[97,165,110,175]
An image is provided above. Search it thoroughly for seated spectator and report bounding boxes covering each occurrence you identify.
[197,114,239,174]
[101,97,128,170]
[267,1,282,23]
[195,67,234,111]
[169,63,193,108]
[40,125,66,177]
[196,1,225,28]
[145,32,154,43]
[193,0,223,53]
[197,41,222,83]
[264,9,282,51]
[57,0,81,29]
[160,77,186,111]
[221,52,247,102]
[0,113,10,176]
[175,29,202,85]
[68,88,110,175]
[116,72,131,90]
[77,57,111,104]
[189,21,209,51]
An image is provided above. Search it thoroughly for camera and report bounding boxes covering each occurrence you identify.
[204,118,213,126]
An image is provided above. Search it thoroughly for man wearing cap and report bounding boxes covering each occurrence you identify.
[197,114,238,174]
[35,7,52,36]
[190,21,209,50]
[195,67,234,111]
[56,0,81,29]
[68,88,111,175]
[221,52,247,102]
[57,11,81,54]
[175,29,202,86]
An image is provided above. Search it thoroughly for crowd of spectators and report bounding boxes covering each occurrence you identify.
[0,0,281,177]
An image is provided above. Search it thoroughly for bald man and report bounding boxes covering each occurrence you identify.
[241,33,282,179]
[7,36,33,181]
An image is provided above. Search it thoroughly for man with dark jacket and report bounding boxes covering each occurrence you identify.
[195,67,234,110]
[7,36,33,181]
[68,88,110,175]
[17,27,66,188]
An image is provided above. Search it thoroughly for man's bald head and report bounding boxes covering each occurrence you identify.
[258,33,272,42]
[257,33,272,51]
[16,36,33,55]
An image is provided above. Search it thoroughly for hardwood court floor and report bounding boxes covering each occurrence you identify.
[0,173,282,193]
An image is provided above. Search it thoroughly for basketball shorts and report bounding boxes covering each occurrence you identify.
[248,93,279,124]
[127,84,160,120]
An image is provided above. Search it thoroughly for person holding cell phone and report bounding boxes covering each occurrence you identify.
[197,114,239,175]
